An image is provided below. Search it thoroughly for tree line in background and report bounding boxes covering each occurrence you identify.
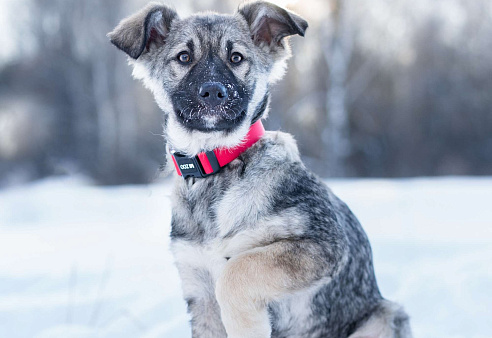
[0,0,491,186]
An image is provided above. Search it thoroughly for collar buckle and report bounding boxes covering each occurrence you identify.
[172,150,220,179]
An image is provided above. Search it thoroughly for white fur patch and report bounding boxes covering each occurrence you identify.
[268,58,288,84]
[165,113,251,155]
[171,239,227,298]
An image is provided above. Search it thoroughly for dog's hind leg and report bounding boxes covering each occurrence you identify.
[215,239,347,338]
[348,300,413,338]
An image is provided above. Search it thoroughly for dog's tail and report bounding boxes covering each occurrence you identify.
[348,300,413,338]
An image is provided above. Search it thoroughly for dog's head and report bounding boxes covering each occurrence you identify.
[108,1,307,155]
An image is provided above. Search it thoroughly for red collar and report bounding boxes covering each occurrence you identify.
[171,120,265,179]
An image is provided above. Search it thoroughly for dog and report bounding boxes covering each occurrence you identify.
[108,1,412,337]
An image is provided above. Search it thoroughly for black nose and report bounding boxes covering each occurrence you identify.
[198,82,228,106]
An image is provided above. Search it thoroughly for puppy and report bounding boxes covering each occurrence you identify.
[108,1,412,337]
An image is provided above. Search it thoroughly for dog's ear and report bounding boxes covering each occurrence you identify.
[108,3,178,59]
[238,1,308,48]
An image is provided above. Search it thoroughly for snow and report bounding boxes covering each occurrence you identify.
[0,176,491,338]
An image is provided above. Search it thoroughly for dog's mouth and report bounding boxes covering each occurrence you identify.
[175,107,247,132]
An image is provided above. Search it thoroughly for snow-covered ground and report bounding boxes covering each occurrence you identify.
[0,176,491,338]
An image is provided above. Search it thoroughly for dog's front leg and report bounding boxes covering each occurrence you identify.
[187,294,228,338]
[215,239,346,338]
[173,260,228,338]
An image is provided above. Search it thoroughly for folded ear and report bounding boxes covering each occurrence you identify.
[238,1,308,48]
[108,3,178,59]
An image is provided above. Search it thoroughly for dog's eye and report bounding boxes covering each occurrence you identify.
[230,52,243,64]
[177,51,191,64]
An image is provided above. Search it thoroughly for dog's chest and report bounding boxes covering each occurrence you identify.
[170,166,274,285]
[171,162,272,240]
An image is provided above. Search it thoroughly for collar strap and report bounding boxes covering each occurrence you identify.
[171,120,265,179]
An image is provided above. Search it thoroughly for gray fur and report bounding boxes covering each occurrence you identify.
[239,1,308,49]
[109,2,412,337]
[107,2,178,59]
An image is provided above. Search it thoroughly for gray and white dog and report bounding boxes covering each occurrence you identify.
[108,2,412,337]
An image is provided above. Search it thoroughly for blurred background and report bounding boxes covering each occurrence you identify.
[1,0,491,186]
[1,1,492,338]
